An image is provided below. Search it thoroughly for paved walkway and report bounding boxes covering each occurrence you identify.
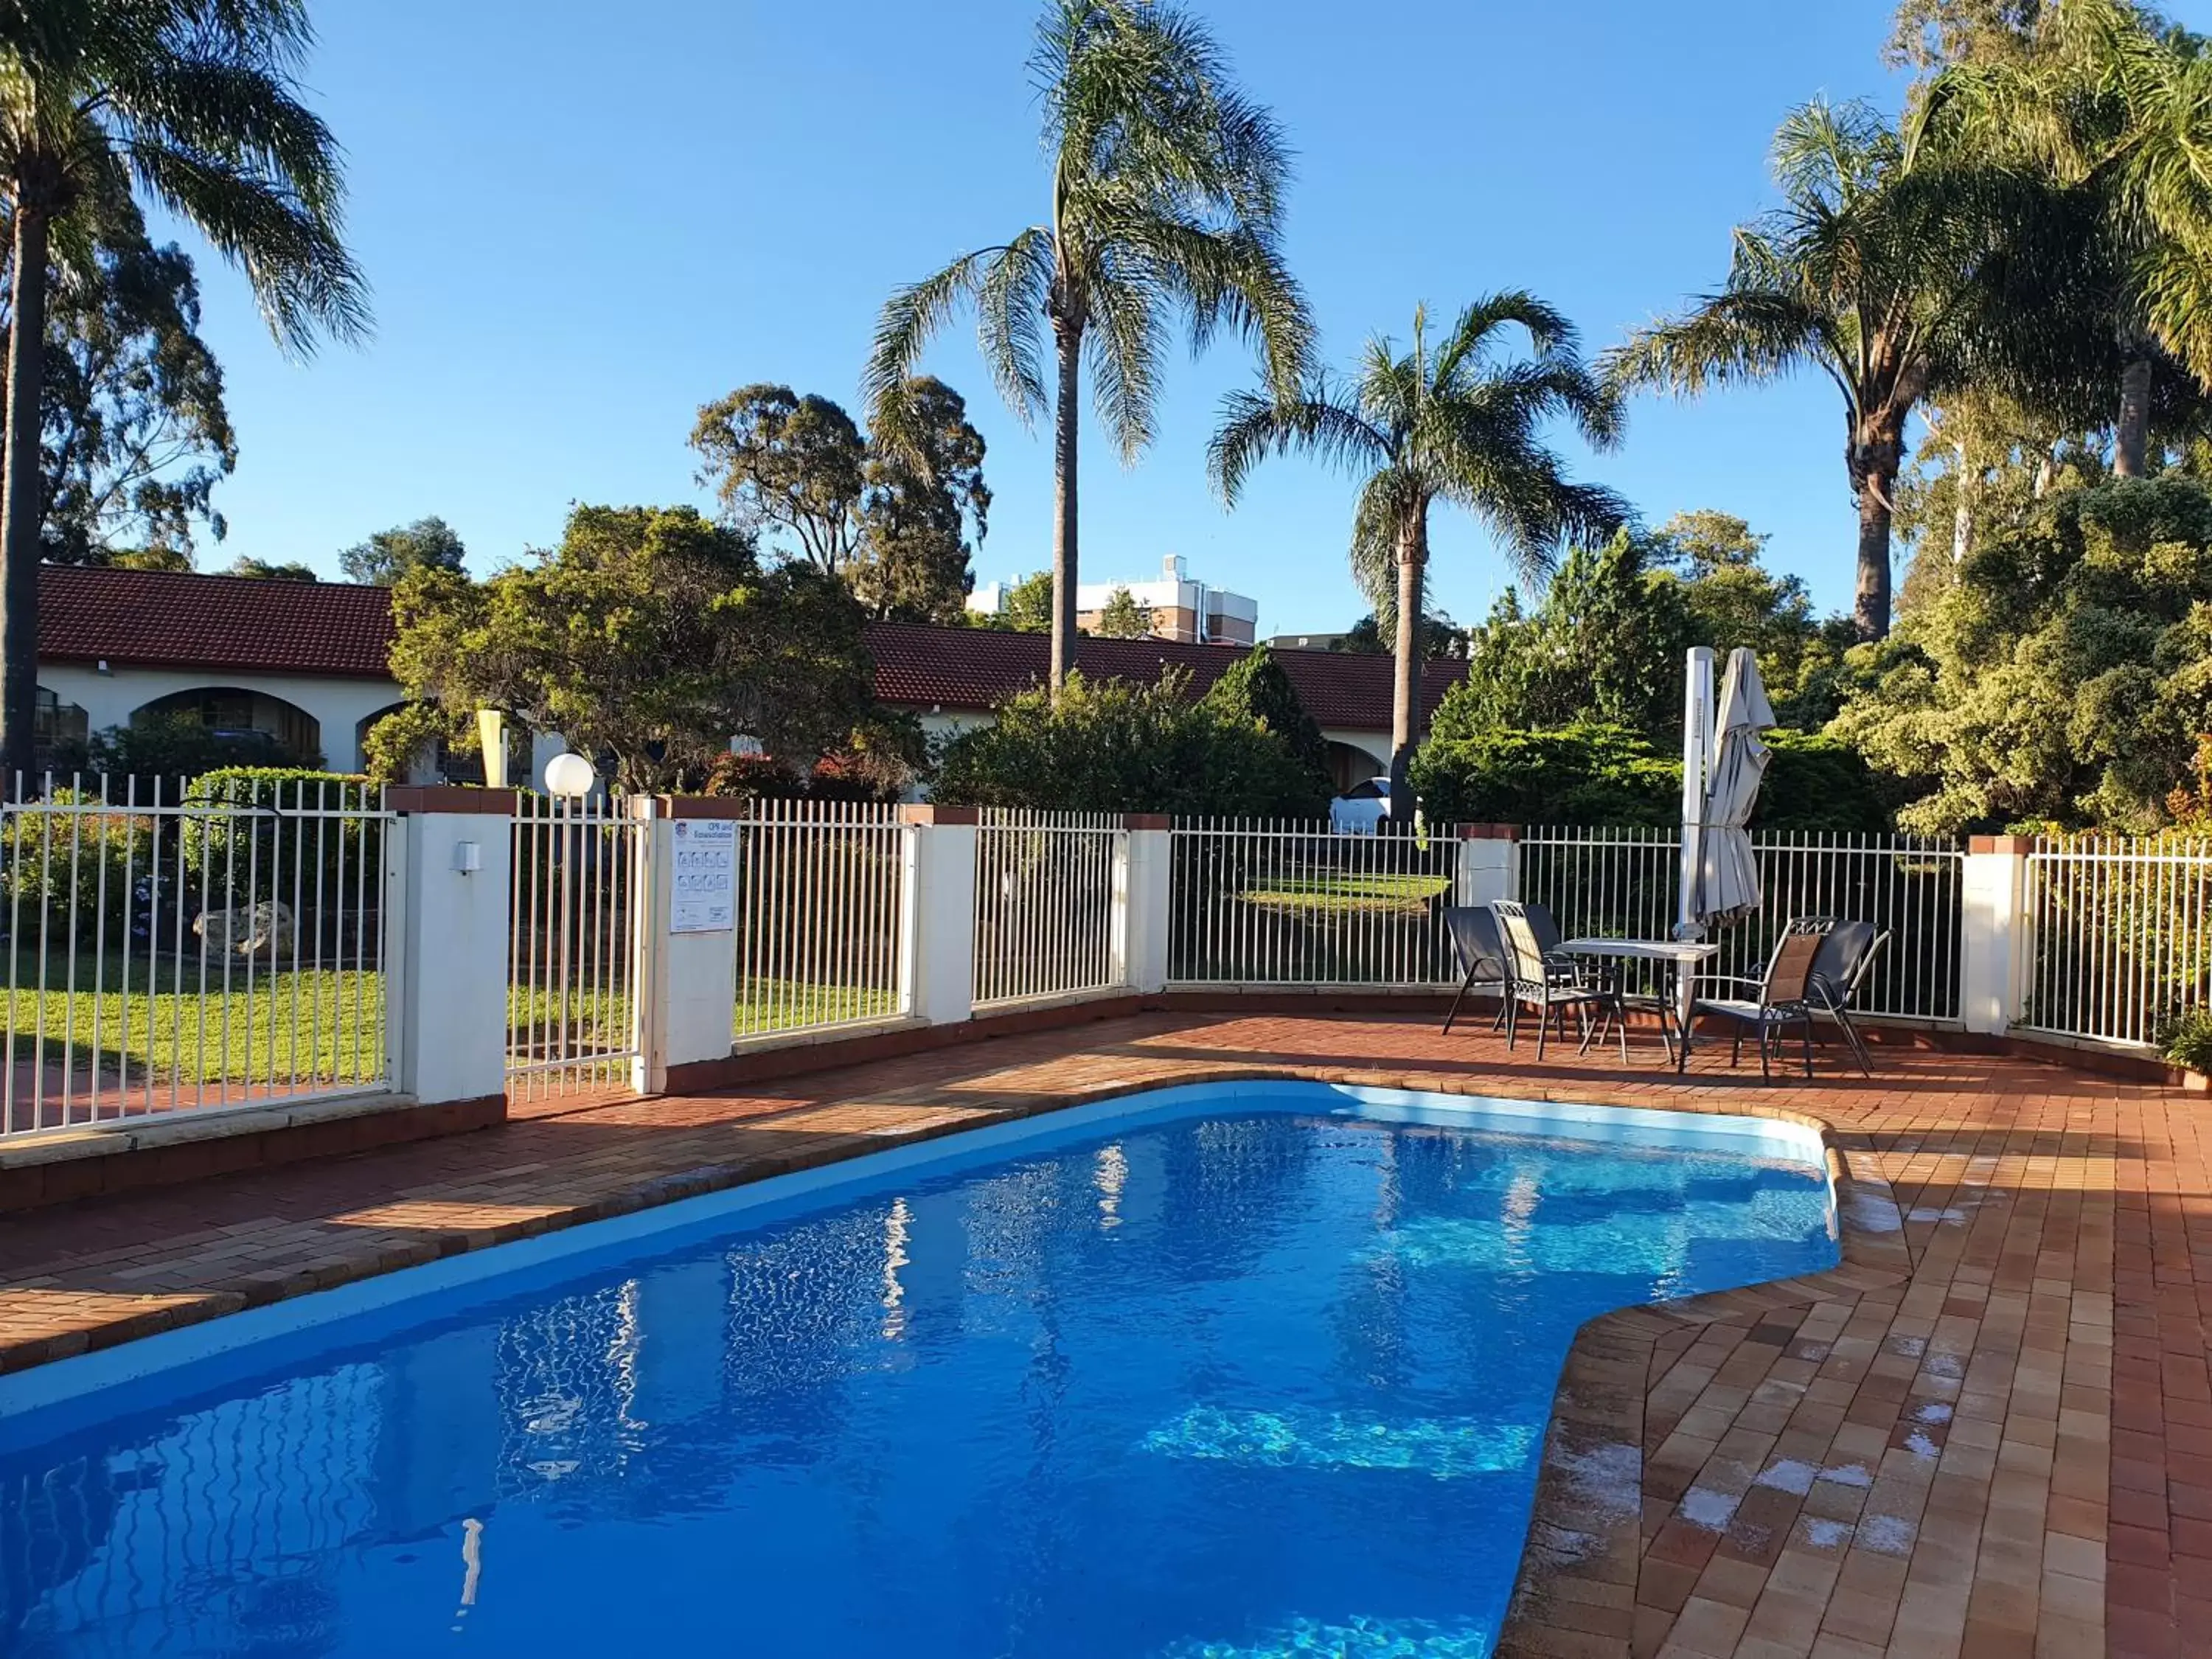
[0,1011,2203,1659]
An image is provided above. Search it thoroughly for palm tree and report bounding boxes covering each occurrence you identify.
[1209,294,1628,805]
[864,0,1309,694]
[1606,98,2039,641]
[1916,0,2212,477]
[0,0,367,781]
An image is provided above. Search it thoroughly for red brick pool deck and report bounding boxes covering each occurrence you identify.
[0,1009,2203,1659]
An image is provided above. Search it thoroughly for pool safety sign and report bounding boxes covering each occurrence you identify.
[670,818,737,933]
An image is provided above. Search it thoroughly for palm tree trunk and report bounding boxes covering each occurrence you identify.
[1049,324,1080,695]
[1854,465,1894,642]
[0,204,47,787]
[1388,513,1425,815]
[2115,351,2153,479]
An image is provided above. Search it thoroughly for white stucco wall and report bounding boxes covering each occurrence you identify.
[39,661,408,774]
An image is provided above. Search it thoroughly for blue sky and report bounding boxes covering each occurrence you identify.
[170,0,2162,633]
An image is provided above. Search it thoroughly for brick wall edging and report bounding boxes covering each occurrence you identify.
[0,1094,506,1214]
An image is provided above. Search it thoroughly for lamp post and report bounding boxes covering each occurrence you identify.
[540,751,597,1053]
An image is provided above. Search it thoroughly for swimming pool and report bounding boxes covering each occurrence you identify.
[0,1083,1839,1658]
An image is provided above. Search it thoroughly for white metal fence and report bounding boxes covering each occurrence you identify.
[507,793,646,1100]
[0,774,394,1139]
[973,810,1124,1007]
[1519,827,1966,1020]
[1169,818,1461,987]
[2020,835,2212,1047]
[734,800,908,1039]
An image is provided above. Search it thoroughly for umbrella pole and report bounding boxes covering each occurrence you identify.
[1677,647,1717,1041]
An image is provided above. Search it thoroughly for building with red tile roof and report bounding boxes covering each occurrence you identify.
[33,566,1441,785]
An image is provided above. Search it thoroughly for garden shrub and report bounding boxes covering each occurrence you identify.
[932,669,1329,817]
[181,768,381,919]
[0,787,160,945]
[86,712,322,787]
[1408,722,1896,832]
[1198,646,1333,798]
[2160,1007,2212,1074]
[1408,722,1680,826]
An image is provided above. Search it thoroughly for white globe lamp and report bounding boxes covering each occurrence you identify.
[543,751,597,801]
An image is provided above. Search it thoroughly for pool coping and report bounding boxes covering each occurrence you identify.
[0,1058,1899,1659]
[1492,1112,1907,1659]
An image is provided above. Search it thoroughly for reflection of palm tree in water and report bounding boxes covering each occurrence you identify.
[0,1453,123,1644]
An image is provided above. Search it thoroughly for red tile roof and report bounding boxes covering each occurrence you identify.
[40,565,398,679]
[865,621,1464,734]
[35,566,1450,734]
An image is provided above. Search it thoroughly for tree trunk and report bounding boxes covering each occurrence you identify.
[1854,463,1894,642]
[1049,324,1081,696]
[1387,512,1425,817]
[2115,351,2152,479]
[0,205,47,787]
[1950,441,1972,564]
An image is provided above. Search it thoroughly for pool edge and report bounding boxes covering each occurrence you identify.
[0,1065,1907,1659]
[1494,1137,1913,1659]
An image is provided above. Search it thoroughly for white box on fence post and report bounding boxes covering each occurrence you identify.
[1121,815,1172,994]
[1961,833,2031,1036]
[1454,825,1519,908]
[898,806,978,1026]
[635,797,742,1091]
[390,786,515,1107]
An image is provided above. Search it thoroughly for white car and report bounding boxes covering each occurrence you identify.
[1329,776,1394,835]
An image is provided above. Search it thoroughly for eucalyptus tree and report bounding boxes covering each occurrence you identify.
[0,0,367,780]
[1607,97,2051,640]
[1209,293,1628,803]
[865,0,1310,692]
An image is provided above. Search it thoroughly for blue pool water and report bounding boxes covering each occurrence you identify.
[0,1086,1838,1659]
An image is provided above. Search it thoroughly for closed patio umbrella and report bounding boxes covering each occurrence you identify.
[1683,647,1775,929]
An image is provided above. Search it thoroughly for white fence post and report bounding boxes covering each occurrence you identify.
[1123,815,1172,992]
[1961,832,2031,1036]
[1455,824,1520,907]
[897,805,977,1026]
[391,786,514,1107]
[633,797,744,1092]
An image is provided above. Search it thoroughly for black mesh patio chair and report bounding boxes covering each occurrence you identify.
[1491,900,1627,1062]
[1440,906,1509,1034]
[1677,916,1835,1080]
[1808,919,1888,1077]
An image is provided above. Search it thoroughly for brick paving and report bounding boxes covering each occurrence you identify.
[0,1009,2205,1658]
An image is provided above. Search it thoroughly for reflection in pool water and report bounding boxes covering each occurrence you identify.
[0,1102,1836,1658]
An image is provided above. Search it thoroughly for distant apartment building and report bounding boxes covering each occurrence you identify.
[967,554,1258,645]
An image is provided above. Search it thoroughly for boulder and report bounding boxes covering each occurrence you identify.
[195,900,296,960]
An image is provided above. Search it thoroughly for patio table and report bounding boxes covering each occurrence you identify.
[1557,937,1721,1059]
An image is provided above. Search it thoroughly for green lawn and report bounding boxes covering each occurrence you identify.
[2,956,386,1088]
[734,977,900,1035]
[1237,872,1451,915]
[0,956,904,1093]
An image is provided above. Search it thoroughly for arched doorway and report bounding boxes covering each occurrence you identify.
[1324,739,1389,796]
[132,686,323,766]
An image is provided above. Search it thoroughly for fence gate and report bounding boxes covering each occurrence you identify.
[507,793,649,1100]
